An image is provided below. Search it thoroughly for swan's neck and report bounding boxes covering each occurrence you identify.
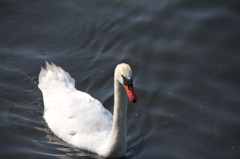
[105,77,127,157]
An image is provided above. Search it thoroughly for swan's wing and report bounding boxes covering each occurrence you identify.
[44,90,113,151]
[38,62,113,153]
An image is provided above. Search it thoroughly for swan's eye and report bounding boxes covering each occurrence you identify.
[121,75,127,85]
[121,75,132,90]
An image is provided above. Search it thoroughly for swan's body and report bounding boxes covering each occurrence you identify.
[38,62,137,157]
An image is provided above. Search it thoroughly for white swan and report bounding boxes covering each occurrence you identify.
[38,62,137,158]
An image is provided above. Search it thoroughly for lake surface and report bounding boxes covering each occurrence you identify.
[0,0,240,158]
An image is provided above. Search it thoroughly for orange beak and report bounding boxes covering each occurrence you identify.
[124,85,137,103]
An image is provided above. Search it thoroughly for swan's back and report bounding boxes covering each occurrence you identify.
[38,62,113,154]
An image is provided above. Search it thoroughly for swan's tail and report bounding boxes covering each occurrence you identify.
[38,61,75,92]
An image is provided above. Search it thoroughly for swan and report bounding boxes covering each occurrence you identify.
[38,62,137,157]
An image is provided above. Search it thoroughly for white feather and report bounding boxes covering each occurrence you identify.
[38,62,135,157]
[39,62,112,154]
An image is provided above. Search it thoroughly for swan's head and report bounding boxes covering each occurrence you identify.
[115,63,137,103]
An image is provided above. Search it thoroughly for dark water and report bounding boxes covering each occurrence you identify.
[1,0,240,158]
